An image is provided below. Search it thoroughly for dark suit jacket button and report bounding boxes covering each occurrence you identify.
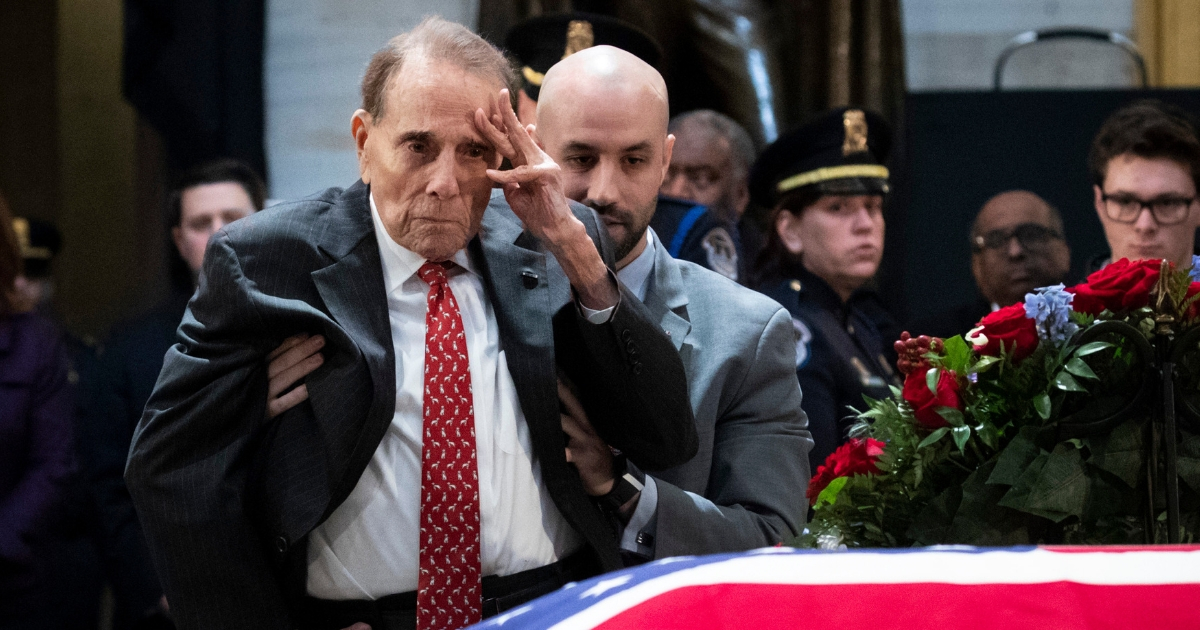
[621,329,633,342]
[632,362,642,375]
[275,535,289,553]
[625,340,638,355]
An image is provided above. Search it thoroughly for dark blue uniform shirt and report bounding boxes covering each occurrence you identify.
[650,196,741,282]
[759,266,900,473]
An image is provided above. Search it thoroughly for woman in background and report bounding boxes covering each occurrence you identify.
[0,191,75,629]
[751,108,902,475]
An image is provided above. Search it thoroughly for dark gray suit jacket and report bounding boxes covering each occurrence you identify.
[125,182,695,629]
[633,235,812,557]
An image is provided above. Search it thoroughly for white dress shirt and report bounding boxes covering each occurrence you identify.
[306,196,581,600]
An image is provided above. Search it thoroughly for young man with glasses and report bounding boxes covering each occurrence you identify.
[908,190,1071,338]
[1089,100,1200,271]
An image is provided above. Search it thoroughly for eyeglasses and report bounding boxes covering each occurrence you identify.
[972,223,1063,253]
[1100,192,1196,225]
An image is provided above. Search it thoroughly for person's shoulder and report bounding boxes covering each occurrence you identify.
[675,258,785,321]
[221,185,351,246]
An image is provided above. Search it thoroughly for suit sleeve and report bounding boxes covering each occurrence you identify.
[124,232,288,630]
[644,307,812,557]
[554,206,698,470]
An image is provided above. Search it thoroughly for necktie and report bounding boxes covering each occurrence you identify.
[417,261,481,630]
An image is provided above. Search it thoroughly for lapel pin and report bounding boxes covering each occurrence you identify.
[520,270,539,289]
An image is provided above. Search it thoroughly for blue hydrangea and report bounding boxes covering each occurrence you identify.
[1024,284,1079,347]
[1191,255,1200,282]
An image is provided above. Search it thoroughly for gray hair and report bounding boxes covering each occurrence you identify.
[669,109,757,175]
[361,16,517,120]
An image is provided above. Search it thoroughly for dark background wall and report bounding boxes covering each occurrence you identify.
[889,88,1200,326]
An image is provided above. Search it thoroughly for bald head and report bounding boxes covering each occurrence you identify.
[972,190,1062,239]
[533,45,675,268]
[970,190,1070,307]
[538,45,670,132]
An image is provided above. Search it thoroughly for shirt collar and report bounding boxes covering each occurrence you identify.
[370,193,474,295]
[616,229,656,303]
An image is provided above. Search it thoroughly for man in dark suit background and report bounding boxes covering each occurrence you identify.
[908,190,1069,339]
[125,17,694,630]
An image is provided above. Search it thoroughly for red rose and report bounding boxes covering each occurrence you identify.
[968,302,1039,361]
[806,438,885,505]
[1070,258,1163,315]
[901,367,963,429]
[1186,282,1200,320]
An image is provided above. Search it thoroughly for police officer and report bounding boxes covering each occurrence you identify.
[750,107,901,473]
[506,13,741,281]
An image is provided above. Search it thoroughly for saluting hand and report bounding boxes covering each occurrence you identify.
[474,89,618,310]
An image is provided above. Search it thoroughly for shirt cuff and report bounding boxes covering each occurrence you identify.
[574,267,622,324]
[579,302,616,325]
[618,475,658,556]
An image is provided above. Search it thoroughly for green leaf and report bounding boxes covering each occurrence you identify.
[972,355,1001,373]
[1175,430,1200,494]
[1033,393,1052,420]
[941,335,972,373]
[926,367,940,395]
[1087,419,1144,488]
[936,406,966,427]
[1073,341,1112,358]
[1024,443,1089,522]
[952,425,972,452]
[974,421,1000,450]
[988,427,1043,486]
[918,427,949,449]
[1065,357,1099,380]
[814,476,848,508]
[1055,371,1087,392]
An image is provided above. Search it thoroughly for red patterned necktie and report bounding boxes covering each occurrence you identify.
[416,261,481,630]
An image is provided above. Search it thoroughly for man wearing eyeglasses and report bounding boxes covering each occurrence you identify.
[1088,100,1200,271]
[908,190,1071,338]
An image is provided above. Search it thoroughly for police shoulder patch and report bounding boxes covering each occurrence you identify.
[700,227,739,281]
[792,318,813,368]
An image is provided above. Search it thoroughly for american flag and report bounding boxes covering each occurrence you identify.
[469,545,1200,629]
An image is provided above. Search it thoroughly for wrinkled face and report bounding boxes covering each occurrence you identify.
[354,56,502,261]
[660,125,744,220]
[971,198,1070,308]
[173,181,256,274]
[537,84,673,264]
[778,194,885,295]
[1094,154,1200,267]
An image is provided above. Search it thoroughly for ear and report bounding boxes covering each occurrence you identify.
[970,252,986,292]
[528,123,544,151]
[1093,184,1105,222]
[775,210,804,255]
[352,109,373,184]
[661,134,676,183]
[732,180,751,219]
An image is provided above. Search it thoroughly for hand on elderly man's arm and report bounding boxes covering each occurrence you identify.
[474,89,618,311]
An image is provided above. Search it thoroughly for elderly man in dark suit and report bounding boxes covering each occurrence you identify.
[124,17,694,630]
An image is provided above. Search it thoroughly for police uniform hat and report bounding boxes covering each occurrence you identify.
[505,13,662,102]
[12,217,61,278]
[749,107,892,209]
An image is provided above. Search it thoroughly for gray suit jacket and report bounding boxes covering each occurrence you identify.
[125,183,695,629]
[633,237,812,558]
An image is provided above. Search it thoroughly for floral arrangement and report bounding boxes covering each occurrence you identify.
[798,258,1200,549]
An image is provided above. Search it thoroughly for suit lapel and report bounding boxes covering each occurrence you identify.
[472,197,560,456]
[307,181,398,510]
[644,233,692,352]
